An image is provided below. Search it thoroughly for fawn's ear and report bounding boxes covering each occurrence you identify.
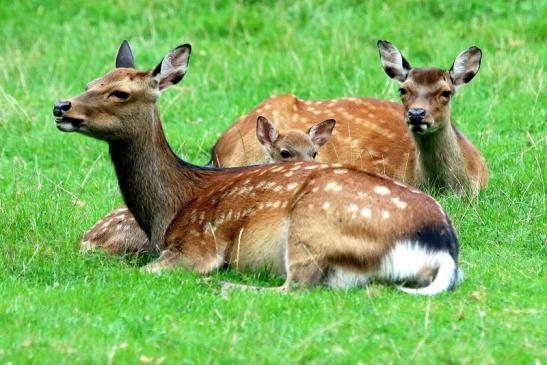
[115,40,135,68]
[377,40,412,82]
[450,46,482,86]
[152,44,191,91]
[307,119,336,147]
[256,116,279,150]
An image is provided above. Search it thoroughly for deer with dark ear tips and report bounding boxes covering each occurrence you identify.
[58,40,462,294]
[377,40,487,196]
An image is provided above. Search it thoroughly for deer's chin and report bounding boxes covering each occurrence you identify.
[56,116,86,132]
[407,121,436,134]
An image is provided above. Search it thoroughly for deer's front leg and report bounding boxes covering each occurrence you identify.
[142,236,226,275]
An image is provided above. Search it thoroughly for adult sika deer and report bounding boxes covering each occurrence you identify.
[80,115,335,255]
[55,41,462,294]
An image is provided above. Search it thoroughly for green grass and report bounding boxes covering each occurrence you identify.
[0,0,545,363]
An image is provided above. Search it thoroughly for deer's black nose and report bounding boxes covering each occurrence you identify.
[53,100,71,117]
[407,108,426,123]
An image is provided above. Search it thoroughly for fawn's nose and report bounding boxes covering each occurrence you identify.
[407,108,426,123]
[53,100,71,117]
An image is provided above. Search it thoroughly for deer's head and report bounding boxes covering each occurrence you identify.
[256,116,335,162]
[53,40,191,141]
[377,40,481,134]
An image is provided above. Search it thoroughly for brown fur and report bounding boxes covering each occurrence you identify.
[56,42,458,292]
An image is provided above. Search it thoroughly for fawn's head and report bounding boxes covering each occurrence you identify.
[256,116,335,162]
[377,40,481,134]
[53,41,191,141]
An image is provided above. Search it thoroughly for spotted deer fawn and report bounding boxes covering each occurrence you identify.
[79,115,335,255]
[212,40,487,196]
[55,41,462,294]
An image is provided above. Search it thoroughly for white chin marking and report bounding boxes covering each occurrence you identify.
[56,122,77,132]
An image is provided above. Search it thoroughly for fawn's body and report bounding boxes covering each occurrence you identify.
[56,41,461,294]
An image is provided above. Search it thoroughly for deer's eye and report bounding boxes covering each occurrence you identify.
[312,152,318,159]
[440,90,452,98]
[109,91,130,100]
[280,150,291,159]
[399,88,407,96]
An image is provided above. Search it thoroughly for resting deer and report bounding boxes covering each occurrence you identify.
[212,41,487,196]
[80,115,335,255]
[55,41,461,294]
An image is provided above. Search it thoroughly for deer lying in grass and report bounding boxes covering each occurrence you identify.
[55,41,461,294]
[79,115,335,255]
[212,41,488,196]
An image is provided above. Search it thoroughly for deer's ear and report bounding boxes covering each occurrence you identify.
[115,40,135,68]
[308,119,336,147]
[377,40,411,82]
[256,116,279,150]
[152,44,191,91]
[450,46,482,86]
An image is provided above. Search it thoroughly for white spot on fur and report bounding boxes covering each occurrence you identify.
[305,165,319,170]
[360,208,372,218]
[324,182,343,192]
[333,169,349,174]
[374,186,390,195]
[391,197,408,209]
[272,201,281,208]
[287,182,298,191]
[226,210,233,221]
[322,202,331,210]
[382,210,390,219]
[348,204,358,213]
[312,187,319,193]
[274,185,283,192]
[284,171,294,177]
[281,201,288,208]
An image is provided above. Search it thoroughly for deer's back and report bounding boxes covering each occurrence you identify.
[212,95,416,183]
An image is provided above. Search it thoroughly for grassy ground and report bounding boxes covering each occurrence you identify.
[0,0,545,363]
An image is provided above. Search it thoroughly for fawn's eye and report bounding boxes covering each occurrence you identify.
[109,90,130,100]
[280,150,291,159]
[399,88,407,96]
[440,90,452,98]
[312,152,318,159]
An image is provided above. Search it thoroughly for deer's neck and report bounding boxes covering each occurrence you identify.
[108,107,204,245]
[413,120,468,192]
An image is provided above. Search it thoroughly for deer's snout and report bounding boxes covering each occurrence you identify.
[53,100,72,117]
[407,108,426,124]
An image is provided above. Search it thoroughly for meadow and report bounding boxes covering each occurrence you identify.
[0,0,545,363]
